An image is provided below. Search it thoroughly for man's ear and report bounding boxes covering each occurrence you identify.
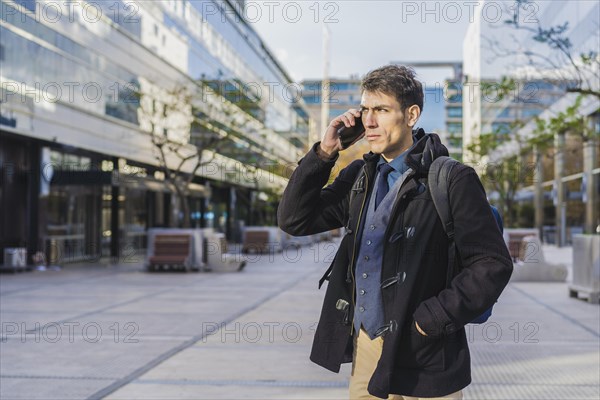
[406,105,421,127]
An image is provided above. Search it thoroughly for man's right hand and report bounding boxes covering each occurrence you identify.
[319,109,363,158]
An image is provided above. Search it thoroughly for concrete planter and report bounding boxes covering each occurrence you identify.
[510,235,568,282]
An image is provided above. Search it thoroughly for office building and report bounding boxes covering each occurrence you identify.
[301,75,454,156]
[462,0,599,238]
[0,0,311,263]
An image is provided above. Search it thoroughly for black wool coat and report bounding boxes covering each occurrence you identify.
[277,130,513,398]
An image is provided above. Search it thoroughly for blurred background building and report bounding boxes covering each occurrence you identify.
[301,78,361,144]
[1,0,598,268]
[301,63,463,160]
[0,0,311,263]
[462,0,599,244]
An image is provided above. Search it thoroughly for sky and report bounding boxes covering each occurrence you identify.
[248,1,473,85]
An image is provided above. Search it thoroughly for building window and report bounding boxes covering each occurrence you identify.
[447,107,462,118]
[15,0,35,12]
[591,112,600,134]
[302,95,321,104]
[521,108,541,118]
[447,93,462,104]
[448,136,462,148]
[492,122,511,134]
[497,108,513,119]
[447,122,463,134]
[332,82,360,91]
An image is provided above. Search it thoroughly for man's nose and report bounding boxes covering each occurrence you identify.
[364,110,377,128]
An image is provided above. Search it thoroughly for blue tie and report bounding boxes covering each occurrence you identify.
[375,163,395,210]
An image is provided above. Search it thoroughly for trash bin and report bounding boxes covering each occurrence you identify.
[569,235,600,304]
[3,248,27,269]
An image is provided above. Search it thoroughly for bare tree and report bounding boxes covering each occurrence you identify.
[483,0,599,99]
[468,119,534,227]
[468,89,593,227]
[473,0,599,231]
[138,82,229,228]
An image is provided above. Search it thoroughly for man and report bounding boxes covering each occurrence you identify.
[278,65,512,399]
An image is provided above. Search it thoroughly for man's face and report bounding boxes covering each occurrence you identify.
[359,91,418,161]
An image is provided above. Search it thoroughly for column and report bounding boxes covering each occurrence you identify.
[583,134,597,234]
[27,142,41,264]
[534,146,544,239]
[554,132,566,247]
[110,158,120,261]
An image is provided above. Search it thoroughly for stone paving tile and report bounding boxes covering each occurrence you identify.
[69,311,243,337]
[0,244,330,400]
[0,338,182,379]
[466,383,599,400]
[463,269,600,399]
[470,342,599,385]
[0,377,111,400]
[137,344,352,383]
[107,244,598,400]
[1,311,77,334]
[0,296,126,313]
[106,382,348,400]
[2,243,599,400]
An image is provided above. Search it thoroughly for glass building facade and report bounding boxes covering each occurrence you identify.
[463,0,599,159]
[462,0,599,237]
[0,0,311,264]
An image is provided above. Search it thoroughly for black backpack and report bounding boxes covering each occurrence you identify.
[428,156,503,324]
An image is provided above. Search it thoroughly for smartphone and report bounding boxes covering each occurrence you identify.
[337,114,365,149]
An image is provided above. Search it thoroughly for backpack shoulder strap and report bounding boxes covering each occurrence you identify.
[428,156,460,239]
[428,156,461,288]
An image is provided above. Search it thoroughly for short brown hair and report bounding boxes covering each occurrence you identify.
[361,65,424,112]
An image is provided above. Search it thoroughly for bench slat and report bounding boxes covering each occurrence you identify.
[149,234,192,267]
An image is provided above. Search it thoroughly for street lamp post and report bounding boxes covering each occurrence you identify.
[320,23,331,141]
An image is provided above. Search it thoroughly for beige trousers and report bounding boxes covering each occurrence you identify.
[349,328,463,400]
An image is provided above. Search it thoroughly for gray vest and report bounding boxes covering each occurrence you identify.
[354,168,413,339]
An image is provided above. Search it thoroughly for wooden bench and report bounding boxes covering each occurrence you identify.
[507,232,533,261]
[148,234,192,271]
[242,230,271,254]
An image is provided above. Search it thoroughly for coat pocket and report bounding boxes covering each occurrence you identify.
[395,320,446,372]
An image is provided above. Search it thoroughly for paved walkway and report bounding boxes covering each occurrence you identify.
[1,242,598,400]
